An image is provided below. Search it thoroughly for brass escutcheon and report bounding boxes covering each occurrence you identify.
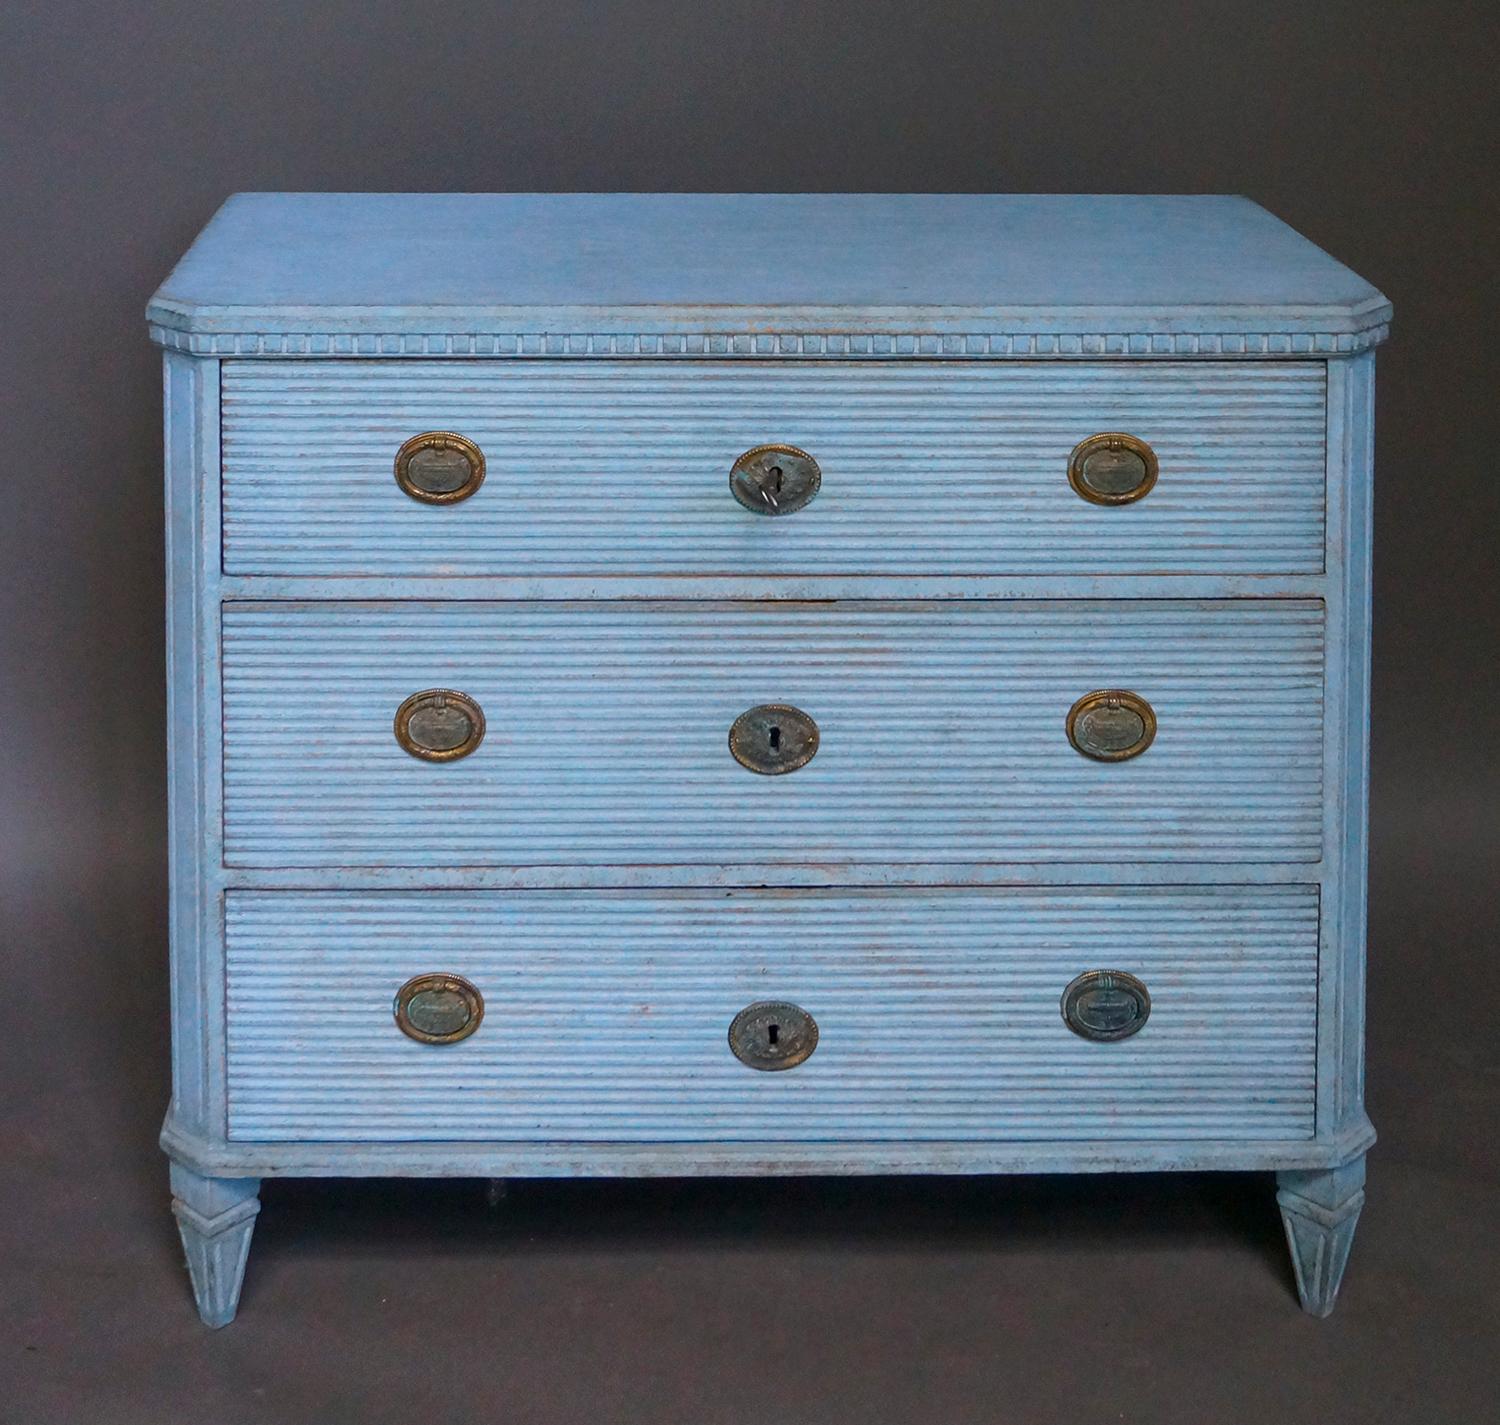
[729,444,821,515]
[394,688,486,762]
[1061,970,1151,1042]
[1066,689,1157,762]
[729,703,819,775]
[728,1001,819,1070]
[394,973,485,1044]
[395,431,486,504]
[1067,432,1158,505]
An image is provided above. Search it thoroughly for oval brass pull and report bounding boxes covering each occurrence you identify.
[729,703,819,775]
[395,431,486,504]
[1061,970,1151,1042]
[1068,432,1158,505]
[729,1001,819,1070]
[1066,689,1156,762]
[394,688,486,762]
[730,444,821,515]
[394,973,484,1044]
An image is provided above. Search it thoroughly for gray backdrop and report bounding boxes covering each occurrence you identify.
[2,3,1495,1421]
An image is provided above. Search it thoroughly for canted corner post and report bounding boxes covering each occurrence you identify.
[170,1162,261,1328]
[1276,1155,1365,1317]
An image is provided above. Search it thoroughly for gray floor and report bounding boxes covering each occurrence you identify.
[4,834,1495,1425]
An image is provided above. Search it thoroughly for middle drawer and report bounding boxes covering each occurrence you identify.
[221,600,1325,868]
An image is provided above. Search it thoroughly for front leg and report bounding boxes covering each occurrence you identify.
[1276,1156,1365,1317]
[170,1163,261,1328]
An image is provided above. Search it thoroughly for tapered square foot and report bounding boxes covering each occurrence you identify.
[170,1164,260,1328]
[1277,1157,1364,1317]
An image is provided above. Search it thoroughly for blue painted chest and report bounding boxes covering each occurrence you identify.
[149,193,1388,1324]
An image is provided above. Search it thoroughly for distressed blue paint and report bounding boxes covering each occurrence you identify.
[161,1118,1378,1181]
[222,361,1328,576]
[220,600,1327,868]
[169,1164,258,1331]
[148,193,1389,350]
[224,887,1318,1143]
[150,193,1385,1324]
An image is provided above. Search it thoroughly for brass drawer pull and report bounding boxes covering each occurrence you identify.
[394,973,484,1044]
[394,688,486,762]
[1066,689,1156,762]
[729,1001,819,1070]
[730,444,821,515]
[729,703,819,775]
[1068,432,1158,505]
[395,431,486,504]
[1062,970,1151,1042]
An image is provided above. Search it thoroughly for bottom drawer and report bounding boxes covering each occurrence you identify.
[224,886,1319,1143]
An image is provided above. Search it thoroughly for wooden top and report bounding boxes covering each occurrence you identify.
[148,193,1390,356]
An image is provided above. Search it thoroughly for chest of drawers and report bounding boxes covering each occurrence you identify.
[149,193,1388,1325]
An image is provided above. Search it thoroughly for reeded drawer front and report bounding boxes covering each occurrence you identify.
[221,361,1326,577]
[221,600,1325,868]
[223,886,1319,1143]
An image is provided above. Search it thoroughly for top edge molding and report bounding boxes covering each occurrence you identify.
[148,321,1390,359]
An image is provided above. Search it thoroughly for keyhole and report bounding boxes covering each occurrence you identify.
[768,725,781,751]
[766,464,784,492]
[767,1023,780,1045]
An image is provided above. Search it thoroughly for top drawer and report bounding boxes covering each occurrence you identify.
[221,361,1327,578]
